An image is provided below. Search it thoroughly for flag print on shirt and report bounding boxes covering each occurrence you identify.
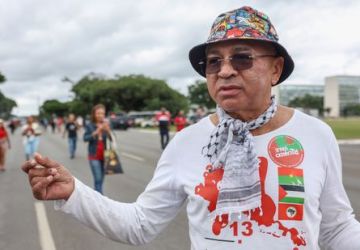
[278,167,305,221]
[194,156,306,249]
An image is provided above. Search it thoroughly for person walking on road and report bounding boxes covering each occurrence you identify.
[194,106,206,123]
[0,119,11,172]
[22,116,41,160]
[56,116,64,134]
[50,116,56,133]
[8,118,17,134]
[22,6,360,250]
[63,113,79,159]
[83,104,112,194]
[155,107,171,149]
[174,110,187,132]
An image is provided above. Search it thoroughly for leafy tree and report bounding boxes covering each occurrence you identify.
[0,72,5,83]
[71,74,189,115]
[188,80,215,109]
[40,99,69,117]
[0,72,17,118]
[67,100,89,116]
[342,104,360,117]
[288,94,324,116]
[0,91,17,118]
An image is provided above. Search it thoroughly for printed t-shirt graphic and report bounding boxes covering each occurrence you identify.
[268,135,305,221]
[278,167,304,221]
[194,153,306,248]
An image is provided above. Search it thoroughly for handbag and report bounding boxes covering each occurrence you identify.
[104,131,124,174]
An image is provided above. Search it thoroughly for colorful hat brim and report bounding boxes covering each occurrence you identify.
[189,39,294,85]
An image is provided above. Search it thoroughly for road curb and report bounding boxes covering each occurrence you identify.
[132,129,176,135]
[337,139,360,145]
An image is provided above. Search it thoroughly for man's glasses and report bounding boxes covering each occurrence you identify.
[198,54,278,75]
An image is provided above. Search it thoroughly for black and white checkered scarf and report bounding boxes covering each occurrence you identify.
[203,96,277,216]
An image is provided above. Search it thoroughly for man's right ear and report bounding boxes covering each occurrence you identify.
[271,57,284,86]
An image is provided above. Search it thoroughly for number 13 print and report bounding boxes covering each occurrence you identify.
[230,221,253,237]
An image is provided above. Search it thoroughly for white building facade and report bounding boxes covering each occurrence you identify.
[324,75,360,117]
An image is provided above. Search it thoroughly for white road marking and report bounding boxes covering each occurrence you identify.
[34,202,56,250]
[121,152,145,162]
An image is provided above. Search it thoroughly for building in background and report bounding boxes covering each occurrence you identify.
[273,84,324,106]
[324,75,360,117]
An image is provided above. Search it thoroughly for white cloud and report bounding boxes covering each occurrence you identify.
[0,0,359,115]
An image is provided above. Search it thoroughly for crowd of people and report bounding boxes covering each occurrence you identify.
[1,105,199,190]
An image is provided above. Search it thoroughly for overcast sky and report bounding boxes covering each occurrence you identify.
[1,0,360,116]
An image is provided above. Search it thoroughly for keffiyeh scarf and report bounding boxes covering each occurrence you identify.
[203,96,277,216]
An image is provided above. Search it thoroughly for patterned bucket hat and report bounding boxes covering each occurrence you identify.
[189,6,294,85]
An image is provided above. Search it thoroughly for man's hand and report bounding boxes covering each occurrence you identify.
[22,153,75,201]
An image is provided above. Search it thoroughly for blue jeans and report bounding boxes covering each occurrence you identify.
[25,137,39,160]
[68,137,77,158]
[89,160,105,194]
[160,131,169,149]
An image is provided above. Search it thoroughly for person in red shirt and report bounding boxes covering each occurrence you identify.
[0,119,11,172]
[174,110,187,132]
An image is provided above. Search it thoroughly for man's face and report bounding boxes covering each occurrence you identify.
[205,40,284,117]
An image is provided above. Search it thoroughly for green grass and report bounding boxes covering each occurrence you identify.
[324,118,360,139]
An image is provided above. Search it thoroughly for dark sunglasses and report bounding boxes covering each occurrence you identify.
[198,53,278,75]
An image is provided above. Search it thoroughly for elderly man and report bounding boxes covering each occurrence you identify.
[22,6,360,250]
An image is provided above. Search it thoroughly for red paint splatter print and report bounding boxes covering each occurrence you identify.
[194,157,307,248]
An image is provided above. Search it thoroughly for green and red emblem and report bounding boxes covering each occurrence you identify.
[267,135,304,168]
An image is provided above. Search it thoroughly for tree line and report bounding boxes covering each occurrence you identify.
[40,76,360,118]
[41,74,215,118]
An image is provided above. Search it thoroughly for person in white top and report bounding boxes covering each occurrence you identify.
[22,6,360,250]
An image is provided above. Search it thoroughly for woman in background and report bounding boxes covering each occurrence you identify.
[22,116,41,160]
[0,119,11,172]
[83,104,112,194]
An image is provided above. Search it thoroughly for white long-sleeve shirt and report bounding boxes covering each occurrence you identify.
[55,110,360,249]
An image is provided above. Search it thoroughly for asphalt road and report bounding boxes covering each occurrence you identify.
[0,128,359,250]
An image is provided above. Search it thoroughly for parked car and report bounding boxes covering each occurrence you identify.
[128,111,157,128]
[109,113,133,130]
